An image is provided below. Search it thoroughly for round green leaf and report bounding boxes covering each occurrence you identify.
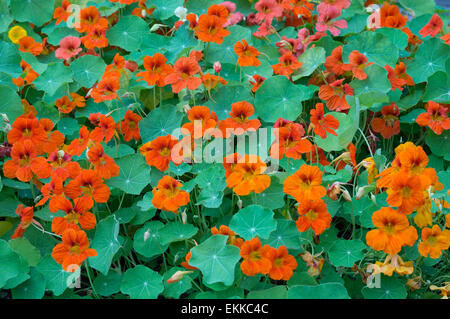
[0,41,22,77]
[33,62,74,96]
[35,256,70,296]
[361,276,407,299]
[120,265,164,299]
[10,0,55,27]
[328,239,367,267]
[94,271,122,297]
[8,237,41,267]
[71,55,107,88]
[139,104,184,142]
[229,205,277,240]
[264,219,302,250]
[292,47,326,80]
[159,222,198,245]
[189,235,241,286]
[11,268,45,299]
[133,221,169,258]
[107,154,151,195]
[0,239,30,289]
[0,84,23,124]
[106,15,149,52]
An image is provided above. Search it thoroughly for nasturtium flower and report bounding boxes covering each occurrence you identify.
[51,228,97,272]
[55,36,82,60]
[8,26,27,44]
[386,172,424,215]
[419,13,443,38]
[370,103,400,139]
[249,74,266,93]
[87,143,120,180]
[8,114,47,148]
[18,36,43,56]
[11,205,35,239]
[218,101,261,137]
[139,135,180,172]
[194,14,230,44]
[263,245,297,281]
[136,53,173,87]
[47,150,81,181]
[53,0,72,25]
[64,169,111,206]
[89,113,116,144]
[418,225,450,259]
[182,105,219,138]
[318,78,353,112]
[366,207,418,255]
[165,57,202,93]
[211,225,243,248]
[240,237,272,277]
[225,154,271,196]
[90,71,121,103]
[416,101,450,135]
[272,51,302,77]
[51,197,96,235]
[379,2,407,29]
[234,39,261,67]
[67,126,91,157]
[324,46,351,76]
[296,198,332,235]
[283,164,326,202]
[116,110,142,142]
[309,103,339,139]
[55,96,76,114]
[152,175,190,214]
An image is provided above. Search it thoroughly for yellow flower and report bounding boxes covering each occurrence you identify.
[368,254,414,277]
[8,26,27,44]
[430,282,450,299]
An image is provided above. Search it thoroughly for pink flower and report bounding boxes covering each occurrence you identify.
[213,61,222,73]
[55,36,82,60]
[255,0,283,23]
[367,11,380,30]
[316,5,347,36]
[219,1,236,13]
[224,12,244,27]
[253,19,275,38]
[318,0,350,11]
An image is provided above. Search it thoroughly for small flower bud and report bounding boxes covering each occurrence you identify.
[341,188,352,202]
[213,61,221,73]
[167,270,193,284]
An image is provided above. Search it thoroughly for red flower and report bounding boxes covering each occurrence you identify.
[371,103,401,139]
[416,101,450,135]
[165,57,202,93]
[309,103,339,139]
[419,14,443,38]
[318,79,353,112]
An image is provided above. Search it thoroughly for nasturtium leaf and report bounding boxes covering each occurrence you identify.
[165,24,199,63]
[343,31,398,68]
[159,222,198,245]
[94,271,122,297]
[343,197,377,228]
[89,215,121,275]
[205,25,251,64]
[114,206,138,224]
[196,189,224,208]
[11,268,45,299]
[361,276,407,299]
[0,41,22,78]
[313,36,340,56]
[8,237,41,267]
[152,0,184,20]
[133,221,169,258]
[397,86,425,110]
[120,265,164,299]
[107,154,150,195]
[287,271,318,287]
[246,286,288,299]
[71,55,107,88]
[139,104,184,142]
[10,0,55,27]
[106,15,149,52]
[264,219,302,250]
[327,239,367,267]
[186,0,221,15]
[33,62,73,96]
[0,239,29,289]
[229,205,277,240]
[35,256,70,296]
[399,0,435,16]
[350,64,391,95]
[406,38,449,84]
[340,14,367,36]
[255,76,312,123]
[0,0,12,33]
[292,47,326,80]
[425,130,449,157]
[423,71,450,103]
[163,267,193,299]
[315,111,357,152]
[169,162,192,176]
[205,85,254,121]
[375,28,408,50]
[190,235,241,287]
[242,177,285,210]
[194,164,226,192]
[288,283,350,299]
[0,85,23,123]
[400,109,426,124]
[57,118,80,136]
[41,23,79,46]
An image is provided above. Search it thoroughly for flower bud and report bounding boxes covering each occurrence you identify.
[167,270,193,284]
[213,61,222,73]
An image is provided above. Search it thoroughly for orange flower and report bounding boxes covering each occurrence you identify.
[51,228,97,271]
[11,205,35,239]
[418,225,450,259]
[182,105,219,138]
[385,62,414,91]
[165,57,202,94]
[333,142,357,171]
[222,153,242,178]
[139,135,180,171]
[53,0,72,25]
[136,53,173,87]
[8,115,47,148]
[234,39,261,67]
[194,14,230,44]
[218,101,261,138]
[47,150,81,181]
[181,251,199,270]
[87,143,120,179]
[76,6,106,33]
[201,73,227,90]
[90,71,121,103]
[225,154,271,196]
[270,121,312,160]
[263,245,297,280]
[402,27,422,47]
[366,207,418,255]
[416,101,450,135]
[309,103,339,139]
[18,36,43,56]
[116,110,142,141]
[36,177,65,212]
[386,173,424,214]
[419,14,443,38]
[348,50,372,80]
[296,199,332,235]
[89,114,116,143]
[64,169,111,206]
[318,78,353,112]
[371,103,400,139]
[51,197,96,235]
[211,225,243,248]
[207,4,230,24]
[283,164,326,202]
[67,126,90,157]
[12,61,39,87]
[3,140,52,182]
[324,46,351,76]
[152,175,190,213]
[249,74,265,93]
[55,96,76,114]
[272,51,302,77]
[240,238,272,276]
[81,23,109,49]
[40,118,65,154]
[380,2,407,29]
